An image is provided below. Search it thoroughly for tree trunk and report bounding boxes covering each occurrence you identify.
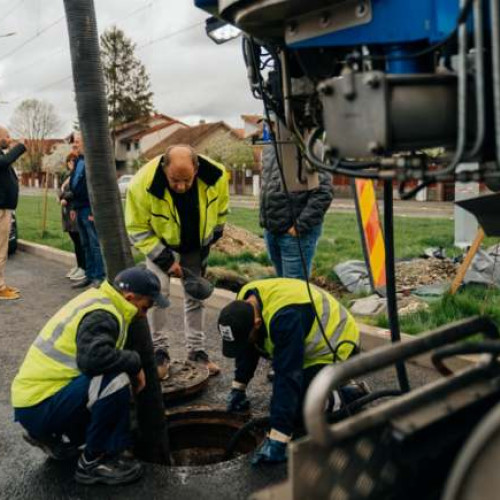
[63,0,169,463]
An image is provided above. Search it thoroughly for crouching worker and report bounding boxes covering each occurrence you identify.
[217,278,364,465]
[10,266,168,485]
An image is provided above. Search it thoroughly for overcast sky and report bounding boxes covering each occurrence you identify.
[0,0,262,136]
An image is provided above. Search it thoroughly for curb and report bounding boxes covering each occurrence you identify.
[18,240,477,372]
[18,240,236,310]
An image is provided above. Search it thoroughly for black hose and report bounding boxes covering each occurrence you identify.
[63,0,170,464]
[383,181,410,393]
[224,416,271,460]
[63,0,133,279]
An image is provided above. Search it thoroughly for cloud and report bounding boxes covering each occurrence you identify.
[0,0,261,135]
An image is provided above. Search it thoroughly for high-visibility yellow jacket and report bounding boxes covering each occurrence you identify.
[11,281,138,408]
[125,154,229,262]
[238,278,359,368]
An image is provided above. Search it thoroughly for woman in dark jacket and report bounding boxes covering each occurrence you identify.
[260,146,333,280]
[60,153,86,281]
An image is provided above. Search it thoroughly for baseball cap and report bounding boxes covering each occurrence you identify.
[114,267,169,308]
[217,300,255,358]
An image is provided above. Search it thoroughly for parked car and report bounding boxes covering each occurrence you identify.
[8,211,17,255]
[118,175,134,196]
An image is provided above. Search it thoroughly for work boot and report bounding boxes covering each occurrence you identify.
[188,350,220,377]
[74,453,143,485]
[155,348,171,380]
[0,288,20,300]
[23,432,79,460]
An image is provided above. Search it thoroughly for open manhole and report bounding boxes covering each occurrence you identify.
[166,407,267,466]
[161,360,210,404]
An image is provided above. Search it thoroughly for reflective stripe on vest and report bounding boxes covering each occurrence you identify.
[305,296,348,358]
[238,278,359,367]
[11,282,135,408]
[33,298,112,370]
[33,297,127,370]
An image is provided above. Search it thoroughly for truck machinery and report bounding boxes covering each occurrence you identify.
[194,1,500,499]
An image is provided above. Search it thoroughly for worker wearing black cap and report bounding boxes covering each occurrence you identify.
[218,278,362,465]
[11,266,167,485]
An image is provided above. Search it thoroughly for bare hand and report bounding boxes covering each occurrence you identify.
[287,226,298,237]
[60,199,68,207]
[69,210,76,222]
[134,369,146,394]
[88,214,94,222]
[168,262,183,278]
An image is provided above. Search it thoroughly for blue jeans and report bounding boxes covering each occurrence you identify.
[14,373,132,456]
[264,224,322,280]
[77,206,105,281]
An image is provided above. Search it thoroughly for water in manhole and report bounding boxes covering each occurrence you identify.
[166,408,266,466]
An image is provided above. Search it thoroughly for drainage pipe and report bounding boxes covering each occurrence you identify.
[63,0,170,463]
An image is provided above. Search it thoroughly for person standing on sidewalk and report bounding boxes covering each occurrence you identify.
[11,266,166,485]
[126,144,229,376]
[70,132,105,289]
[260,145,333,280]
[0,125,26,300]
[59,152,86,282]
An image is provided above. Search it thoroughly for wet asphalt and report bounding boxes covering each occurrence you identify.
[0,251,439,499]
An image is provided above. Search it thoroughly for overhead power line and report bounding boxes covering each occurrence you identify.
[0,15,64,63]
[137,21,203,50]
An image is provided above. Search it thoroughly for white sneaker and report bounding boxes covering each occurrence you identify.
[69,268,86,281]
[66,266,78,278]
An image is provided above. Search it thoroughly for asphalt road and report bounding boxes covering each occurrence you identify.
[0,251,440,499]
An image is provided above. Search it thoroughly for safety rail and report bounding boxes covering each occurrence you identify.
[304,316,500,447]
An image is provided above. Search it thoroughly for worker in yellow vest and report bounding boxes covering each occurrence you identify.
[217,278,364,465]
[11,266,168,485]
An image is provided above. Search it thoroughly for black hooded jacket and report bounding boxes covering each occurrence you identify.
[0,144,26,209]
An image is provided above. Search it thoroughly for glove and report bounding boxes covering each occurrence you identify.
[226,388,250,412]
[251,437,287,465]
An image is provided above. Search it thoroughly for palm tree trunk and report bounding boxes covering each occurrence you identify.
[63,0,169,463]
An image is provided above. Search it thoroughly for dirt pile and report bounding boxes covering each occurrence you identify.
[395,258,458,291]
[213,224,266,256]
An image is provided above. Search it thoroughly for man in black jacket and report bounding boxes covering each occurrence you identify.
[0,125,26,300]
[260,146,333,280]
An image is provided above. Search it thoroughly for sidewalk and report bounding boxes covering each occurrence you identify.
[20,187,455,219]
[230,195,454,219]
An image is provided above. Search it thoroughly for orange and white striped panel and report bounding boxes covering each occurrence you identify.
[355,179,386,289]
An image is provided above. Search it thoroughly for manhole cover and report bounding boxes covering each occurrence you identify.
[161,360,210,403]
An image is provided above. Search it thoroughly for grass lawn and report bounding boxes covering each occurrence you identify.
[16,195,461,274]
[16,194,500,334]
